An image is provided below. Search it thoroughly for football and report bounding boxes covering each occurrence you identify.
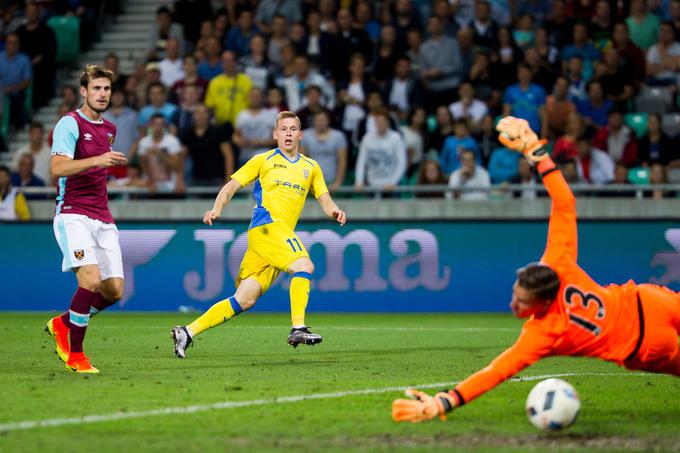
[525,378,581,432]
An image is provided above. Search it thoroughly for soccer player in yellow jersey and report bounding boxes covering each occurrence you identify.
[171,111,347,357]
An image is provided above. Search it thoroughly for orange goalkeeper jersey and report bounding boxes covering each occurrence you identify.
[454,158,640,404]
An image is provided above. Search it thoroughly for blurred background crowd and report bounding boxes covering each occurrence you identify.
[2,0,680,206]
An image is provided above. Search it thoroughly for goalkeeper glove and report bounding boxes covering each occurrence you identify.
[495,116,548,162]
[392,388,459,423]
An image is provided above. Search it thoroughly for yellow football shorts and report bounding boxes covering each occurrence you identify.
[235,222,309,293]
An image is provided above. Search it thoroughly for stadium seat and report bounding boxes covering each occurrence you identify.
[47,16,80,64]
[661,113,680,137]
[627,167,650,184]
[624,113,648,138]
[634,87,673,114]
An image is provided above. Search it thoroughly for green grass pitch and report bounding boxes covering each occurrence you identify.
[1,312,679,452]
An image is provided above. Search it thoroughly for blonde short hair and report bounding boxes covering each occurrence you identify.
[79,64,116,88]
[274,111,301,129]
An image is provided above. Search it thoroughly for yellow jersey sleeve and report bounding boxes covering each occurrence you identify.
[231,153,266,186]
[310,159,329,199]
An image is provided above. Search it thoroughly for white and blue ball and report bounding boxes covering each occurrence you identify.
[525,378,580,432]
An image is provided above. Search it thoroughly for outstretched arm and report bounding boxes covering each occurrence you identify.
[392,323,554,423]
[203,179,243,225]
[317,192,346,225]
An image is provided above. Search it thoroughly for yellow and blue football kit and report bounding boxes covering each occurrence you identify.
[231,148,329,293]
[185,148,329,338]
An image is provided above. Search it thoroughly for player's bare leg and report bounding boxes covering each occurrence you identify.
[172,278,261,358]
[286,257,322,348]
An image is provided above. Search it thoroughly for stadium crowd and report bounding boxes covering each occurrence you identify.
[3,0,680,206]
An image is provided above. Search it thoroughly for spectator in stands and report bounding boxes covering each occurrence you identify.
[104,52,129,92]
[239,34,273,91]
[648,161,667,199]
[272,43,297,87]
[11,122,50,184]
[267,15,290,69]
[355,0,381,43]
[405,27,423,76]
[503,63,548,138]
[545,76,576,139]
[400,107,427,176]
[552,111,585,163]
[266,86,287,113]
[456,27,477,80]
[492,26,523,92]
[592,109,639,167]
[473,114,501,167]
[607,162,636,197]
[107,163,148,190]
[385,0,422,48]
[60,84,79,111]
[590,0,614,49]
[10,153,45,196]
[440,119,480,175]
[508,157,537,200]
[446,148,490,201]
[47,103,70,148]
[626,0,661,51]
[171,84,202,133]
[471,0,498,50]
[416,156,447,199]
[575,137,615,184]
[0,33,32,131]
[597,48,635,110]
[179,104,234,186]
[104,89,138,180]
[639,113,675,167]
[612,21,646,84]
[355,108,407,191]
[138,82,178,130]
[255,0,303,34]
[515,0,552,25]
[232,87,276,165]
[524,47,557,93]
[195,19,215,55]
[302,110,348,192]
[136,114,185,193]
[427,105,455,153]
[226,9,259,57]
[544,0,573,50]
[172,0,213,45]
[560,22,600,81]
[318,0,337,31]
[534,27,560,70]
[488,146,520,184]
[322,8,373,82]
[512,14,535,50]
[303,10,324,66]
[565,56,588,103]
[134,62,164,109]
[296,85,333,130]
[212,8,229,44]
[646,21,680,87]
[577,79,613,130]
[171,55,208,103]
[431,0,458,37]
[0,3,23,38]
[419,15,463,111]
[353,91,398,149]
[384,57,424,121]
[283,54,335,113]
[159,38,185,88]
[16,1,55,110]
[0,165,30,221]
[197,36,223,81]
[148,5,185,62]
[449,81,488,132]
[468,50,498,107]
[289,21,308,56]
[204,51,253,126]
[337,54,375,143]
[372,24,402,87]
[672,0,680,40]
[559,159,581,184]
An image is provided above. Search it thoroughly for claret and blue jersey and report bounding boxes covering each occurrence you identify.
[231,148,329,231]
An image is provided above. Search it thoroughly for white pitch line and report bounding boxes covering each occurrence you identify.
[39,325,519,333]
[0,372,655,433]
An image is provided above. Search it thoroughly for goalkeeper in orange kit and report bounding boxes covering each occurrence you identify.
[392,116,680,423]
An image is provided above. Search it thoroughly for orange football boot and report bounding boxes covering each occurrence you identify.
[65,352,100,374]
[45,316,70,363]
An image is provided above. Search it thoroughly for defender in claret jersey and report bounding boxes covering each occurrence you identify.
[392,117,680,423]
[46,65,128,374]
[171,111,347,358]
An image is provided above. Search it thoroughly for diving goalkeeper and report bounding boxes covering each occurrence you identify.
[392,116,680,423]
